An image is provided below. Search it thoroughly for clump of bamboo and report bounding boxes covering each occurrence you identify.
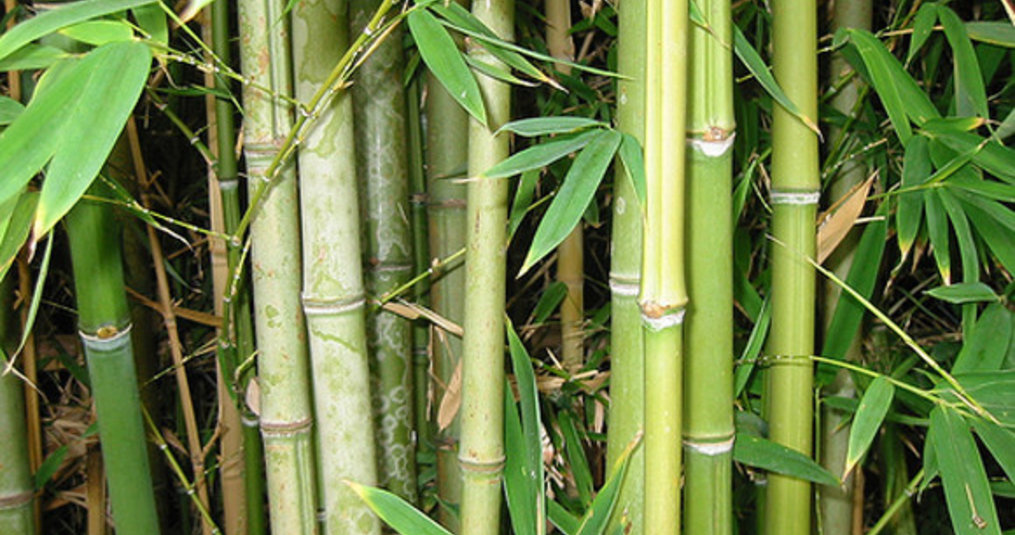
[292,0,380,532]
[764,0,820,532]
[458,0,513,533]
[640,1,689,534]
[350,0,419,504]
[682,0,735,532]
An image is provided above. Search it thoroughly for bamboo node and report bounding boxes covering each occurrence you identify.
[770,189,820,205]
[608,275,640,297]
[758,353,813,367]
[688,132,735,157]
[457,453,506,476]
[639,303,685,331]
[683,435,734,456]
[260,417,313,437]
[301,295,366,316]
[79,323,133,345]
[0,490,33,509]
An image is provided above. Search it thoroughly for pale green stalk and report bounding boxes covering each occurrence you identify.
[0,276,34,535]
[764,0,820,532]
[66,189,161,535]
[640,1,689,534]
[458,0,513,533]
[606,0,646,531]
[350,0,418,503]
[293,1,381,532]
[819,3,871,533]
[237,0,317,529]
[683,0,734,532]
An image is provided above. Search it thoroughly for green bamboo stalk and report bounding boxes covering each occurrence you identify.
[764,0,820,532]
[292,1,380,532]
[458,0,513,532]
[236,0,317,529]
[350,0,418,504]
[65,188,160,535]
[424,57,468,532]
[683,0,735,532]
[819,3,872,534]
[640,1,689,534]
[606,0,646,531]
[0,276,34,535]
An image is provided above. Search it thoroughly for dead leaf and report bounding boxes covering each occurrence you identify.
[437,359,462,431]
[817,173,876,264]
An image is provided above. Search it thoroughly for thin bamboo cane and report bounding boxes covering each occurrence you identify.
[0,276,34,535]
[819,3,871,534]
[292,1,381,533]
[236,0,317,528]
[350,0,419,503]
[545,0,584,374]
[764,0,819,532]
[640,1,689,534]
[423,32,469,532]
[606,0,646,531]
[682,0,735,532]
[66,188,161,535]
[458,0,513,533]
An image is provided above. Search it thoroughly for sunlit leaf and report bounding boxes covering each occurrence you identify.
[844,376,894,478]
[547,500,580,535]
[348,481,453,535]
[495,117,606,137]
[0,96,23,125]
[952,303,1011,373]
[505,319,545,535]
[965,21,1015,48]
[573,432,641,535]
[926,283,1000,305]
[0,191,38,280]
[407,9,486,125]
[59,20,134,46]
[483,130,599,179]
[928,406,1001,535]
[132,3,168,45]
[733,433,839,487]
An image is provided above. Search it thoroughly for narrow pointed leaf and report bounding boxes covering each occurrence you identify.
[495,117,607,137]
[924,189,951,283]
[132,3,168,45]
[547,500,579,535]
[59,20,134,46]
[897,136,929,255]
[937,6,989,118]
[483,130,599,179]
[407,9,486,125]
[506,319,545,535]
[509,169,540,239]
[347,481,454,535]
[574,433,640,535]
[520,130,621,274]
[560,410,593,507]
[908,3,938,62]
[734,297,770,397]
[0,96,24,125]
[923,128,1015,184]
[844,29,939,126]
[952,303,1011,373]
[0,191,38,279]
[35,42,151,239]
[733,433,840,487]
[531,281,568,324]
[617,133,646,207]
[504,378,537,535]
[844,376,894,478]
[970,419,1015,484]
[929,406,1001,535]
[965,22,1015,47]
[0,44,68,72]
[960,197,1015,274]
[465,54,537,87]
[926,283,1000,305]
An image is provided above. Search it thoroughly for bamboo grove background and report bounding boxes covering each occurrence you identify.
[0,0,1013,534]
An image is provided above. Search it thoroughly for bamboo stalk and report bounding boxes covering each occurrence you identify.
[819,3,872,534]
[0,275,34,535]
[66,188,161,535]
[350,0,419,504]
[640,1,689,534]
[682,0,735,533]
[458,0,513,533]
[236,0,317,528]
[764,0,820,532]
[606,0,646,531]
[292,0,381,532]
[423,26,469,531]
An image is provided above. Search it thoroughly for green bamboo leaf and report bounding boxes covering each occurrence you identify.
[937,6,989,118]
[34,41,152,239]
[573,432,640,535]
[520,130,621,275]
[924,189,951,283]
[509,169,540,239]
[844,376,894,478]
[464,54,538,87]
[928,406,1001,535]
[965,22,1015,48]
[560,410,594,507]
[923,128,1015,185]
[532,281,568,324]
[0,0,157,62]
[734,296,770,397]
[0,44,68,71]
[733,433,839,486]
[547,499,580,535]
[506,319,545,535]
[732,24,819,135]
[938,189,980,288]
[950,175,1015,202]
[0,57,89,209]
[0,96,23,125]
[483,130,599,179]
[131,3,168,45]
[59,20,134,46]
[0,191,38,280]
[954,371,1015,427]
[970,419,1015,484]
[347,481,453,535]
[926,283,1000,305]
[617,133,646,207]
[33,444,69,490]
[959,196,1015,274]
[950,188,1015,232]
[495,117,607,137]
[952,303,1011,373]
[504,378,537,535]
[407,9,486,125]
[907,3,938,63]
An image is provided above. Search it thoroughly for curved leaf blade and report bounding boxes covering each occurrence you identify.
[495,117,606,137]
[483,130,599,179]
[347,481,453,535]
[733,433,839,487]
[844,376,894,478]
[407,9,486,125]
[929,406,1001,535]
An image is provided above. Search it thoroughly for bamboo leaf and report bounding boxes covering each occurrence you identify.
[573,432,640,535]
[520,130,621,275]
[907,3,938,63]
[483,130,600,179]
[817,174,874,264]
[347,481,454,535]
[954,371,1015,427]
[509,169,540,239]
[926,283,1000,305]
[897,136,930,256]
[0,0,157,62]
[937,6,989,118]
[131,3,168,45]
[547,499,580,535]
[928,406,1001,535]
[938,189,979,288]
[505,319,545,535]
[617,133,646,207]
[732,24,819,135]
[965,22,1015,48]
[733,433,840,487]
[0,191,38,280]
[532,281,568,324]
[495,117,607,137]
[970,419,1015,484]
[504,379,536,535]
[560,410,594,507]
[407,9,486,125]
[59,20,134,46]
[465,54,538,87]
[952,303,1011,373]
[923,128,1015,185]
[844,376,894,478]
[950,174,1015,202]
[0,44,68,72]
[0,96,24,125]
[34,41,152,240]
[734,296,770,397]
[959,196,1015,274]
[924,189,951,283]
